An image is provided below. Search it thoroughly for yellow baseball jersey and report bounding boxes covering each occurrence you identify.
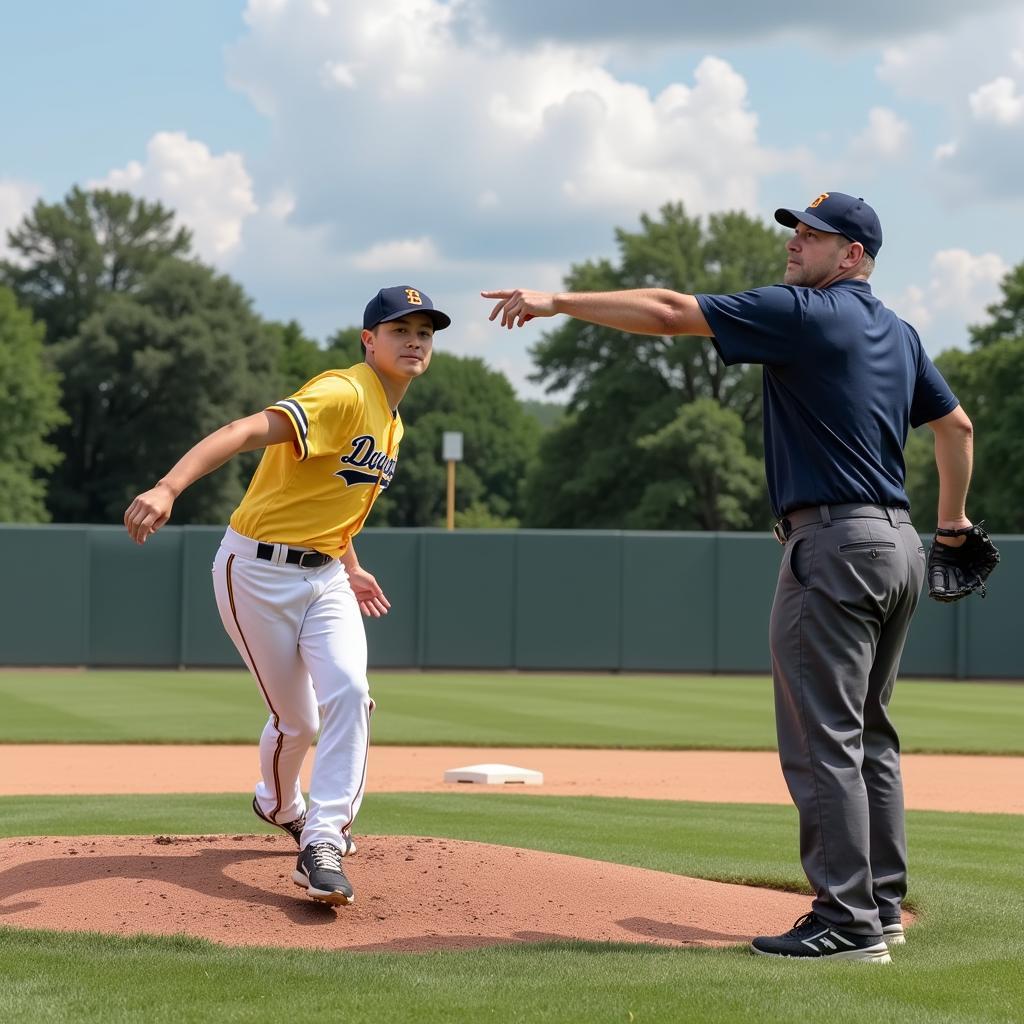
[230,363,402,558]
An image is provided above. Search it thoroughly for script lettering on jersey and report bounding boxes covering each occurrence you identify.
[335,434,397,490]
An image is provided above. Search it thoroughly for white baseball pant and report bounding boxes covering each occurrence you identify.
[212,527,372,850]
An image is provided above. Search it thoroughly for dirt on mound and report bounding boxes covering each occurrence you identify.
[0,834,814,953]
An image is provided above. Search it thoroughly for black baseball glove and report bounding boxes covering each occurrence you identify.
[927,522,1000,603]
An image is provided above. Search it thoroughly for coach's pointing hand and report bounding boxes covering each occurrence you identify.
[482,289,556,329]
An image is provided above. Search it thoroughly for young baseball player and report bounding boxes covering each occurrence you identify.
[124,285,450,907]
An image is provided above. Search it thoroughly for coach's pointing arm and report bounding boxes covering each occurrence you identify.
[482,288,713,337]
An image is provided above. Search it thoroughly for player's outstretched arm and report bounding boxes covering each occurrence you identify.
[123,410,296,545]
[481,287,712,337]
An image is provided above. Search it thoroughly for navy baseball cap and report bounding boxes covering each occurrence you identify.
[363,285,451,331]
[774,192,883,259]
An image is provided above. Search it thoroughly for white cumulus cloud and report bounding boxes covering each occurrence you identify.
[89,131,258,262]
[0,179,43,261]
[786,106,910,190]
[877,11,1024,199]
[352,237,440,271]
[225,1,774,255]
[969,76,1024,125]
[850,107,910,161]
[890,248,1008,353]
[219,0,781,394]
[321,60,357,89]
[879,12,1024,100]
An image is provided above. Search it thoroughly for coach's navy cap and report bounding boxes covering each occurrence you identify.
[774,192,883,259]
[363,285,451,331]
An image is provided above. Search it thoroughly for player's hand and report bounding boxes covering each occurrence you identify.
[347,566,391,618]
[123,483,176,544]
[481,289,556,329]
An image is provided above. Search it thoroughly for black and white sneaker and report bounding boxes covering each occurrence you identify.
[751,913,891,963]
[252,797,305,847]
[881,919,906,946]
[292,842,354,905]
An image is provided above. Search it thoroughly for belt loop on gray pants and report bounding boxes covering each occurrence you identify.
[884,506,898,528]
[818,504,832,528]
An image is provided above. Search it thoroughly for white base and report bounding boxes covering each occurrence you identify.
[443,763,543,785]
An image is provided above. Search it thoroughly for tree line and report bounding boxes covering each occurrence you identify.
[3,188,1023,531]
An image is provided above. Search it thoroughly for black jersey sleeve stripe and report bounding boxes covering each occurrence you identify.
[272,400,309,460]
[272,400,307,441]
[276,398,309,435]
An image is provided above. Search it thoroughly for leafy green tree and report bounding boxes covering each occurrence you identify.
[525,203,786,528]
[520,399,566,431]
[968,264,1024,348]
[321,328,364,374]
[0,288,67,521]
[49,260,280,523]
[902,426,938,528]
[905,264,1024,532]
[1,187,191,343]
[269,319,326,394]
[268,320,367,398]
[522,363,677,528]
[2,188,279,523]
[454,502,519,529]
[635,398,764,529]
[906,341,1024,533]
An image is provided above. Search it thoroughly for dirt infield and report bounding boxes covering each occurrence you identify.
[5,744,1022,813]
[4,743,1011,952]
[0,834,814,952]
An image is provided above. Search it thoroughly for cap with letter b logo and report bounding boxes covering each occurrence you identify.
[774,192,883,258]
[363,285,451,331]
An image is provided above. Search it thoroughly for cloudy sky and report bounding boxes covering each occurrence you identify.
[2,0,1022,398]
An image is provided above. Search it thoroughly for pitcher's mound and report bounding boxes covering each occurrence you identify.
[0,834,812,953]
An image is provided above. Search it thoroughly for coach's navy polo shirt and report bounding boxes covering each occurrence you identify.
[696,280,959,519]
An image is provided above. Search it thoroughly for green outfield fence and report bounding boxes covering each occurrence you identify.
[0,524,1019,677]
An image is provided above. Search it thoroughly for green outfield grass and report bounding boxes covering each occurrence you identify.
[0,669,1021,753]
[1,794,1021,1023]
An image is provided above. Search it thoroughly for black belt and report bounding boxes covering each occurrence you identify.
[255,542,332,569]
[773,503,912,544]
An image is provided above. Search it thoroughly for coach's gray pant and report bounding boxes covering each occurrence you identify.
[769,505,926,936]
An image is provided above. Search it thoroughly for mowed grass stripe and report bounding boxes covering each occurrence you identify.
[1,794,1022,1024]
[5,929,1009,1024]
[0,671,261,744]
[388,679,776,743]
[0,670,1021,752]
[0,688,105,736]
